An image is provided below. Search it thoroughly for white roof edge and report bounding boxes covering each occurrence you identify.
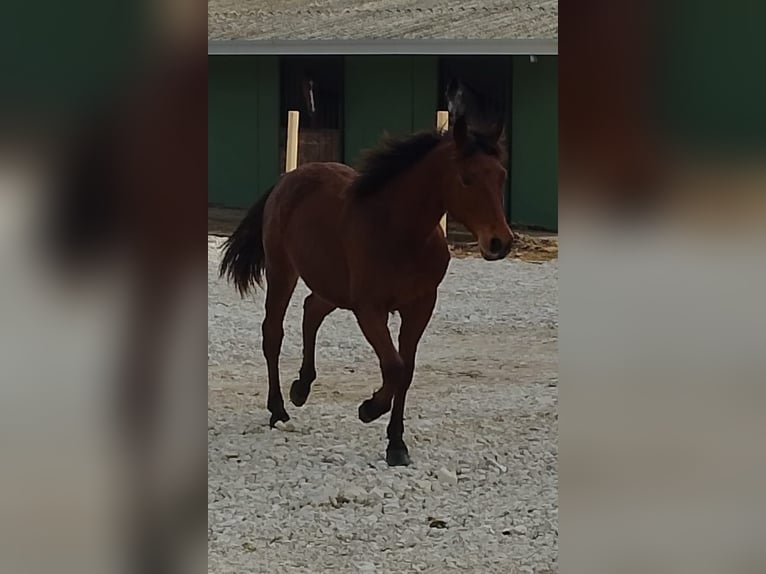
[208,39,558,56]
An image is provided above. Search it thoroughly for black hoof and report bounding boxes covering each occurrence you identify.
[289,379,311,407]
[386,445,411,466]
[269,410,290,428]
[358,398,391,423]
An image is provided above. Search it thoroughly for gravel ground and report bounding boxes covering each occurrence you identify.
[208,235,558,573]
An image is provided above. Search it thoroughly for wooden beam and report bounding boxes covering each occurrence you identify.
[208,39,559,56]
[436,110,449,236]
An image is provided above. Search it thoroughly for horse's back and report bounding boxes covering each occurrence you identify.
[267,161,353,210]
[264,162,356,307]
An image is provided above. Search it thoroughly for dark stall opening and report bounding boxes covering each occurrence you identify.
[280,56,344,171]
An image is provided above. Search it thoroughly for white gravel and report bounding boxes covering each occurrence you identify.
[208,235,558,573]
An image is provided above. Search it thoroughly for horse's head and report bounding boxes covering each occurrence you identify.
[445,114,515,260]
[446,78,504,137]
[445,78,465,126]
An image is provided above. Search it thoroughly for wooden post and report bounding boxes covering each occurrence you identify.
[436,110,449,236]
[286,110,300,172]
[436,110,449,133]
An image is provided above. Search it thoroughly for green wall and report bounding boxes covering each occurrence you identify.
[510,56,558,230]
[344,56,438,167]
[208,55,279,208]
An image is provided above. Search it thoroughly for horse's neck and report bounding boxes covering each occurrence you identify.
[385,145,452,243]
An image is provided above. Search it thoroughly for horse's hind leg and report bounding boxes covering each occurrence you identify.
[262,261,298,427]
[290,293,336,407]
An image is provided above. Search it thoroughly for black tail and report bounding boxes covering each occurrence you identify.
[218,185,276,296]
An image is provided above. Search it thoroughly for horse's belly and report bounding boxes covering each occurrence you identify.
[285,209,352,308]
[297,259,352,309]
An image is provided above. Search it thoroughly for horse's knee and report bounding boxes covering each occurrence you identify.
[382,356,407,386]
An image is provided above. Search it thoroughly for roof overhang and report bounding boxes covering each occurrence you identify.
[208,39,558,56]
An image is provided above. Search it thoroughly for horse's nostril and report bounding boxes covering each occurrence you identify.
[489,237,503,254]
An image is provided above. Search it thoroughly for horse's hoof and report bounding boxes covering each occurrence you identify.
[386,446,411,467]
[269,410,290,428]
[289,379,310,407]
[358,398,391,423]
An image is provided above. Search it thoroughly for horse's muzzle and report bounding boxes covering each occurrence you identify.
[481,235,513,260]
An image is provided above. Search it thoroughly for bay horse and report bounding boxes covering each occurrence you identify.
[219,113,514,466]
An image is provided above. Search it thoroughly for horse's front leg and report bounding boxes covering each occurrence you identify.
[353,306,406,424]
[386,290,437,466]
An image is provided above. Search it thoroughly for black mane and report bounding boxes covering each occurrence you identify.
[349,129,504,198]
[350,131,444,198]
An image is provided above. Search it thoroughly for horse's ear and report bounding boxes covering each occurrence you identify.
[446,78,465,120]
[453,114,469,150]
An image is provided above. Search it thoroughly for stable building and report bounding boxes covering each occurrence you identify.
[208,2,558,230]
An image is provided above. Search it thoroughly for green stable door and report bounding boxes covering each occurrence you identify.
[510,55,558,231]
[344,56,438,167]
[208,56,279,208]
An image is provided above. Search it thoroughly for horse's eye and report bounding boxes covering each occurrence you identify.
[461,175,474,186]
